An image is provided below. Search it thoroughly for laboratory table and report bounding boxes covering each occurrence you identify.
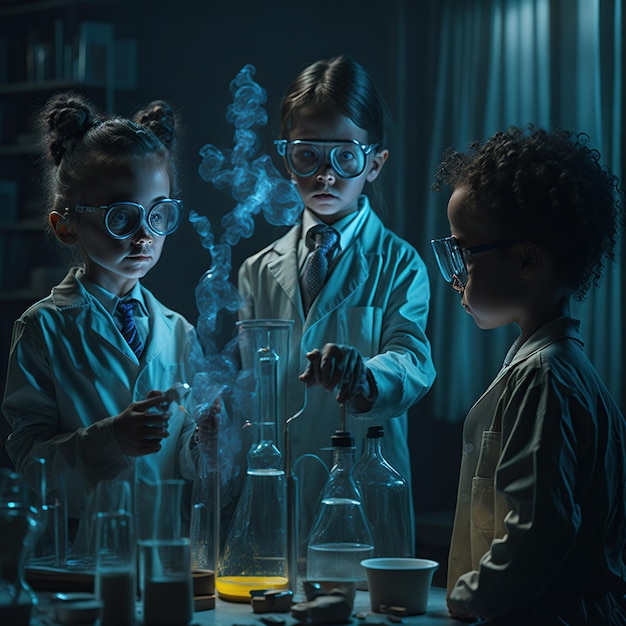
[31,587,461,625]
[188,588,460,626]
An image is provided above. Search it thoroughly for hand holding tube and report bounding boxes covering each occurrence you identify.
[299,343,377,411]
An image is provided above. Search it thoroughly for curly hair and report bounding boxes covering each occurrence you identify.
[38,92,180,215]
[433,125,623,301]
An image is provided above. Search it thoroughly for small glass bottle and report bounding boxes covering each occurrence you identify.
[306,430,374,586]
[353,426,412,558]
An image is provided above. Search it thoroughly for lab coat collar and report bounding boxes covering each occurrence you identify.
[50,268,136,360]
[50,267,174,364]
[51,267,91,309]
[469,317,584,419]
[505,316,583,368]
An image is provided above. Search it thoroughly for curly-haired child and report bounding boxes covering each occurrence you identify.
[431,125,626,624]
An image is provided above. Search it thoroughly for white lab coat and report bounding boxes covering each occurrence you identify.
[3,267,199,531]
[238,198,436,539]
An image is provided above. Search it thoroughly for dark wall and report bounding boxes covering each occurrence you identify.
[121,0,457,514]
[122,0,409,323]
[1,0,459,519]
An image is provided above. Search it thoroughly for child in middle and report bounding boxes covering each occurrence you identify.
[237,55,436,550]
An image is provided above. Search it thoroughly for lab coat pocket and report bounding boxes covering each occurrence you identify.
[336,306,382,357]
[471,476,495,533]
[470,429,502,534]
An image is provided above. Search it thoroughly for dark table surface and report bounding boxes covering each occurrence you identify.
[30,586,461,625]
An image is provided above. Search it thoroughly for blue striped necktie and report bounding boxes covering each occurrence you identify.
[117,301,144,359]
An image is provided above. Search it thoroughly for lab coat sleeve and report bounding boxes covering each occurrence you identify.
[449,366,586,618]
[3,318,132,494]
[237,260,256,320]
[351,249,436,420]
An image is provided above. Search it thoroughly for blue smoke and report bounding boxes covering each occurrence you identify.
[188,64,303,482]
[195,63,303,247]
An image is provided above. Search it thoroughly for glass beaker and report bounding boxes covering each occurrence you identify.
[236,319,294,448]
[353,426,412,558]
[216,325,291,602]
[95,511,136,626]
[138,480,193,625]
[25,456,67,569]
[0,469,38,626]
[306,430,374,587]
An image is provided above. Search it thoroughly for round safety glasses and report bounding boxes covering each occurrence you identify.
[274,139,379,179]
[73,199,183,239]
[430,236,523,287]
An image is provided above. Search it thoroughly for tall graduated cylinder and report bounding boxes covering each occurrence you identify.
[216,320,293,602]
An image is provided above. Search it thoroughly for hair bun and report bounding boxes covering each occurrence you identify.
[133,100,177,150]
[42,93,99,165]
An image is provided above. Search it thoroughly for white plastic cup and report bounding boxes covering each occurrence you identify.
[361,557,439,615]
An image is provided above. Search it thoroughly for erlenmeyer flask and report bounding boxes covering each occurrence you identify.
[306,430,374,587]
[353,426,412,558]
[216,342,288,602]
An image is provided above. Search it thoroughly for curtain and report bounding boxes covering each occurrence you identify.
[407,0,623,422]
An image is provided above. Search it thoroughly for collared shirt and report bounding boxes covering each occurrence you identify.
[78,271,149,349]
[297,195,369,275]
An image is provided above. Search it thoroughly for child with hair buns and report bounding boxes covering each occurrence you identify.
[2,92,206,532]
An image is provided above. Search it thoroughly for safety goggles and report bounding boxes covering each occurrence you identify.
[73,199,183,240]
[274,139,379,179]
[430,236,522,287]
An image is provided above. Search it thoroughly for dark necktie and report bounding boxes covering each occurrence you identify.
[117,301,144,359]
[302,225,339,314]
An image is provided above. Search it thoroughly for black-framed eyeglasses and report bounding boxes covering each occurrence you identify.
[430,236,523,287]
[274,139,379,179]
[73,199,183,240]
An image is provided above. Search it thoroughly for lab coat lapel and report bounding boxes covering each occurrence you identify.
[52,270,132,359]
[267,226,306,320]
[306,243,368,323]
[141,288,175,365]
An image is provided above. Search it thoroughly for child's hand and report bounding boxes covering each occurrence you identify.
[114,391,171,457]
[299,343,377,410]
[196,397,223,445]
